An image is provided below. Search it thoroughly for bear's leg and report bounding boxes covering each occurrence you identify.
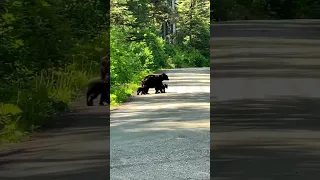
[86,87,95,106]
[100,83,109,105]
[155,84,162,94]
[106,91,110,104]
[86,90,91,106]
[155,88,160,94]
[99,94,105,105]
[142,88,148,95]
[88,93,98,106]
[87,94,94,106]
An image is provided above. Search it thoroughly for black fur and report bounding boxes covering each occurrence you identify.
[86,79,109,106]
[137,86,148,95]
[155,83,168,93]
[142,73,169,94]
[161,84,168,93]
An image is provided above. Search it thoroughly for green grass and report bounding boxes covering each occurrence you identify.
[0,46,209,145]
[0,63,159,144]
[110,69,157,108]
[109,53,210,108]
[0,62,98,145]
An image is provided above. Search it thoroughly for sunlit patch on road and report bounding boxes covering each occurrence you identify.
[110,68,210,179]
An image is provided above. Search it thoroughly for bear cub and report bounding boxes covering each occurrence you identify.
[137,86,148,95]
[155,83,168,94]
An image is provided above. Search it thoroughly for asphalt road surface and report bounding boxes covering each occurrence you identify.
[110,68,210,179]
[0,68,210,180]
[0,99,110,179]
[211,20,320,179]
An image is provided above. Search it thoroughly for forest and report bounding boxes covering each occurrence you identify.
[0,0,109,143]
[110,0,210,106]
[0,0,210,143]
[211,0,320,21]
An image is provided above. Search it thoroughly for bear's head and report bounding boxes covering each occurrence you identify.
[161,73,169,80]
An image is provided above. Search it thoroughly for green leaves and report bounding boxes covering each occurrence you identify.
[110,0,209,89]
[0,103,22,117]
[0,0,109,142]
[39,0,50,7]
[0,103,22,125]
[2,13,16,24]
[11,39,23,49]
[12,1,23,7]
[211,0,320,20]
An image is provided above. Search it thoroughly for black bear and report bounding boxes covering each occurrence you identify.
[86,55,110,106]
[86,79,109,106]
[155,83,168,94]
[142,73,169,94]
[137,86,148,95]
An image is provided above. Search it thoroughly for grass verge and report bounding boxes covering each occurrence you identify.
[0,62,98,145]
[110,69,160,108]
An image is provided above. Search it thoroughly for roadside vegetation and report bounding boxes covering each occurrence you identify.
[110,0,210,106]
[211,0,320,21]
[0,0,210,144]
[0,0,109,144]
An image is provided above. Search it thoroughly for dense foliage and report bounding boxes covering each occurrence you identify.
[110,0,210,105]
[0,0,210,143]
[211,0,320,21]
[0,0,109,143]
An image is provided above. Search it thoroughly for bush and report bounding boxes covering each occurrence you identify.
[110,27,209,106]
[0,103,24,143]
[0,31,106,143]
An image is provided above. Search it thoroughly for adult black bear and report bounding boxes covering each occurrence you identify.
[86,55,110,106]
[86,78,109,106]
[155,83,168,94]
[142,73,169,94]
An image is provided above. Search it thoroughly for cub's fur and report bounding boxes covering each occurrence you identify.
[137,86,148,95]
[155,83,168,94]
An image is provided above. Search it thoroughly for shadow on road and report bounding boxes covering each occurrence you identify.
[129,92,209,104]
[110,68,210,179]
[162,67,210,75]
[212,61,320,70]
[0,101,110,180]
[212,96,320,131]
[211,96,320,179]
[211,36,320,78]
[211,20,320,39]
[111,92,209,131]
[211,143,320,179]
[211,20,320,179]
[211,61,320,78]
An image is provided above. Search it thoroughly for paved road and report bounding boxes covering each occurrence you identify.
[110,68,210,179]
[211,20,320,179]
[0,100,110,179]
